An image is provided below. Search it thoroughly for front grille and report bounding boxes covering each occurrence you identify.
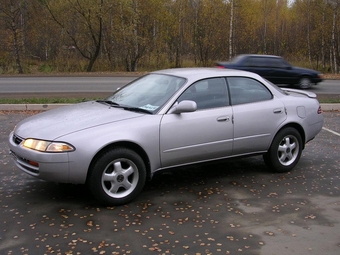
[13,134,24,145]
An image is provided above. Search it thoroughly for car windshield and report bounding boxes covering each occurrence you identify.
[104,74,186,114]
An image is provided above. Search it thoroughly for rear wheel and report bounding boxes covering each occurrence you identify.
[87,148,146,206]
[263,127,302,173]
[298,77,312,89]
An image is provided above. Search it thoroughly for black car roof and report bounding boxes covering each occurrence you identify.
[238,54,281,58]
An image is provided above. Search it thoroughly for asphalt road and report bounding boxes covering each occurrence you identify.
[0,111,339,255]
[1,77,339,105]
[0,76,339,94]
[0,76,136,94]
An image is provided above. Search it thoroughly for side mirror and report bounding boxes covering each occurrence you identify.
[168,100,197,114]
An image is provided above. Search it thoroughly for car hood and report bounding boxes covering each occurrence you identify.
[14,101,144,140]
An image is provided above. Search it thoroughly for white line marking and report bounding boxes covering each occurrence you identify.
[322,127,340,137]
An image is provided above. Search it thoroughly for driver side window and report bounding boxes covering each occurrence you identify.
[178,78,230,110]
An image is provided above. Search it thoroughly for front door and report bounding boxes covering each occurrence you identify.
[160,77,234,168]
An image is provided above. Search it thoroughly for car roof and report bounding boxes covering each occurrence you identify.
[151,67,260,81]
[237,54,281,59]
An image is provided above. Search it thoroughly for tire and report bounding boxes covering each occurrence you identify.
[298,77,312,89]
[263,127,302,173]
[87,148,146,206]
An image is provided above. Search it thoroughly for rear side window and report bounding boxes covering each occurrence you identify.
[244,57,267,67]
[267,58,287,68]
[227,77,273,105]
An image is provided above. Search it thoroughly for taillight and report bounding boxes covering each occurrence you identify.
[317,106,322,114]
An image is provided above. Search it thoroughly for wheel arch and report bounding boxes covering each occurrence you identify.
[298,74,313,79]
[275,123,306,149]
[86,141,152,183]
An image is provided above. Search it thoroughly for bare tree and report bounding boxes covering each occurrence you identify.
[0,0,25,73]
[229,0,234,59]
[0,0,338,73]
[42,0,105,72]
[330,0,339,73]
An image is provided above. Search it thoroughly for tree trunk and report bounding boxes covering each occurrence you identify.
[229,0,234,60]
[6,2,24,74]
[307,7,312,66]
[321,0,326,69]
[12,26,23,74]
[86,10,102,72]
[331,2,338,73]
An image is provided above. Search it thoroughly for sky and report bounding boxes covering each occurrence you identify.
[288,0,295,7]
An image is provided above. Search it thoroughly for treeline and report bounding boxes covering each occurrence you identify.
[0,0,339,74]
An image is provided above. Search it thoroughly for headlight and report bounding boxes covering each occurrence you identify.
[23,139,75,152]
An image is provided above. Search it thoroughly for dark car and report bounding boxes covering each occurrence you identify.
[216,54,323,89]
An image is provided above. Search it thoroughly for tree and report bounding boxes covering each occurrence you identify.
[116,0,150,71]
[229,0,234,59]
[42,0,106,72]
[165,0,188,67]
[0,0,26,73]
[191,0,228,66]
[0,0,339,73]
[329,0,339,73]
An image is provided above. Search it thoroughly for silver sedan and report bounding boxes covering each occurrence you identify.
[8,68,324,205]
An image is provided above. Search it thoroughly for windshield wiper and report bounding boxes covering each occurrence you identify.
[96,100,121,107]
[122,106,152,114]
[96,100,152,114]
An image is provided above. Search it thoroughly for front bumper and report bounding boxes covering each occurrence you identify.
[8,132,71,183]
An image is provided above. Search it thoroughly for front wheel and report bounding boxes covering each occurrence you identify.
[87,148,146,206]
[263,127,302,173]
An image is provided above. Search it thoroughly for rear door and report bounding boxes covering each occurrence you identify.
[242,56,293,85]
[227,77,287,155]
[265,58,297,84]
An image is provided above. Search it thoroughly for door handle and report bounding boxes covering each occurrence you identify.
[273,108,283,114]
[217,116,230,122]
